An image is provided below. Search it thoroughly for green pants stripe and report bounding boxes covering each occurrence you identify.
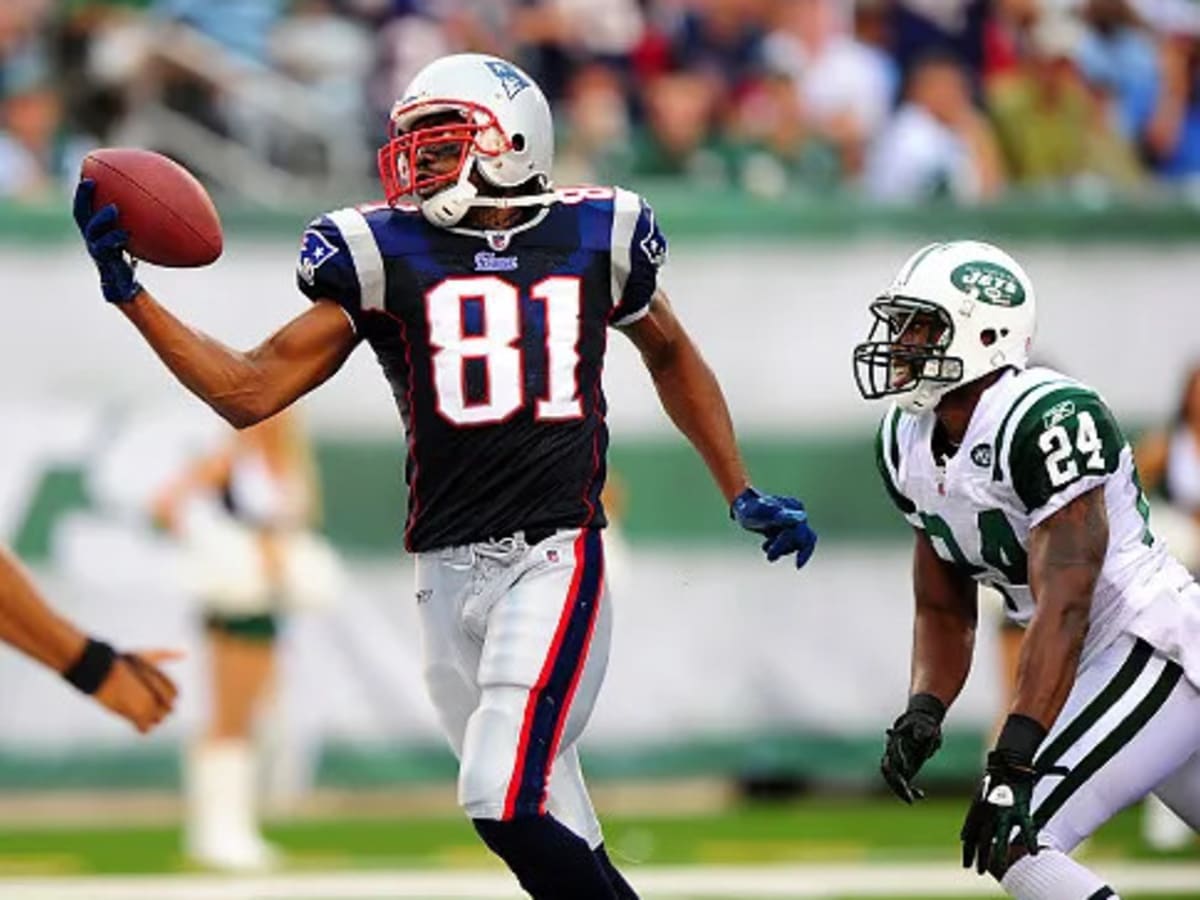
[1035,655,1183,828]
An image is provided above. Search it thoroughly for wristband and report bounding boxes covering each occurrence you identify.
[63,638,117,695]
[996,713,1047,763]
[907,692,947,723]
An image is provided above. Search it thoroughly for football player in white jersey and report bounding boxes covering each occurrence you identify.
[854,240,1200,899]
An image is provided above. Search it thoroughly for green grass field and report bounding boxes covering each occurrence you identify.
[0,798,1195,898]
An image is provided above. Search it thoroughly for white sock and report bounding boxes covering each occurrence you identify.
[1143,793,1194,851]
[1001,849,1119,900]
[185,738,263,854]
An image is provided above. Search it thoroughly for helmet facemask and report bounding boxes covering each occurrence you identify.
[377,101,512,207]
[853,297,964,410]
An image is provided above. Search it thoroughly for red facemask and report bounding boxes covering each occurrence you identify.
[377,100,512,206]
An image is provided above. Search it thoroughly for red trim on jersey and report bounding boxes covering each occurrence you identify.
[502,529,588,820]
[580,325,608,525]
[376,308,424,552]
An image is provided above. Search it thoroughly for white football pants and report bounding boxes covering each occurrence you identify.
[415,527,611,848]
[1031,633,1200,852]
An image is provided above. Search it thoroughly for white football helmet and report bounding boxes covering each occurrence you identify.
[853,240,1037,413]
[378,53,557,228]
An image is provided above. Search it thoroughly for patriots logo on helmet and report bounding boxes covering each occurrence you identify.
[298,228,340,285]
[484,60,530,100]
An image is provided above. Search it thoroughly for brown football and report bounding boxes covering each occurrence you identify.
[80,148,223,267]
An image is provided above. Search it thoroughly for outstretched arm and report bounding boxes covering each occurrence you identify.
[75,179,359,429]
[620,289,749,503]
[119,292,357,429]
[0,544,87,672]
[0,546,179,733]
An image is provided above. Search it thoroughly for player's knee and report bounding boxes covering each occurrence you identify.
[459,694,527,819]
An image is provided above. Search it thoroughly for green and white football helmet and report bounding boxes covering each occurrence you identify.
[853,240,1037,413]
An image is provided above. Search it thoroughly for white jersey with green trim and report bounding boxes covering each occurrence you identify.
[876,366,1199,675]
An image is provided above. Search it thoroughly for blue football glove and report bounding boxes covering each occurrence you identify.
[730,487,817,569]
[73,179,142,304]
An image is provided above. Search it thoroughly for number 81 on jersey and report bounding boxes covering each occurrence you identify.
[426,275,583,426]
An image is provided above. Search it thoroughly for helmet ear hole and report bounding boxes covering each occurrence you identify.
[980,328,998,347]
[511,133,526,152]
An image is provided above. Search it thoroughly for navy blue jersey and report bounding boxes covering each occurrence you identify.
[295,187,668,552]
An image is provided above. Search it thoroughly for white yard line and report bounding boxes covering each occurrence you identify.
[0,862,1196,899]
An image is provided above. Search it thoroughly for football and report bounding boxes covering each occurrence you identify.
[80,148,223,267]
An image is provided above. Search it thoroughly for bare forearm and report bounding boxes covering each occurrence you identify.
[1009,595,1089,729]
[910,531,978,708]
[649,337,749,503]
[120,290,266,426]
[0,546,85,673]
[911,607,975,707]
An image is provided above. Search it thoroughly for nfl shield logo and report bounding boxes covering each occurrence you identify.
[546,548,560,563]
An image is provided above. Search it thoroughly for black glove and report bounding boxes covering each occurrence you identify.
[960,714,1057,876]
[880,692,945,804]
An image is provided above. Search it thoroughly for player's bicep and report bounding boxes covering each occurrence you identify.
[246,300,359,406]
[913,528,978,624]
[1027,485,1107,609]
[618,288,684,372]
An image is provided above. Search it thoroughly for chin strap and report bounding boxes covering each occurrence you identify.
[469,192,561,209]
[419,161,559,227]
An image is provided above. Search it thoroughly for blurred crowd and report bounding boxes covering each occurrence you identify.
[4,0,1200,203]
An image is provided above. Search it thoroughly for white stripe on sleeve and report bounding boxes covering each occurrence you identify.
[327,207,386,312]
[609,187,641,312]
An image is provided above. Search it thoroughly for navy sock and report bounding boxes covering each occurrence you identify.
[474,816,617,900]
[595,843,640,899]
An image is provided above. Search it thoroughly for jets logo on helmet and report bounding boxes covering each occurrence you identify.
[853,241,1037,413]
[950,261,1026,307]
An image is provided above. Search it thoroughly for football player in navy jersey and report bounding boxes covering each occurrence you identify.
[74,54,817,899]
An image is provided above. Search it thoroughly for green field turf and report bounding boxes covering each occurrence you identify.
[0,797,1193,879]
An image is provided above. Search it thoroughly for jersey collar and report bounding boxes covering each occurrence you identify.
[447,206,553,250]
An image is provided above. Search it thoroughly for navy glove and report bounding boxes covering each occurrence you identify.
[73,179,142,304]
[730,487,817,569]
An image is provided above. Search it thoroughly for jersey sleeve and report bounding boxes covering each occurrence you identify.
[876,406,922,528]
[1005,386,1126,528]
[609,188,667,327]
[296,208,386,330]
